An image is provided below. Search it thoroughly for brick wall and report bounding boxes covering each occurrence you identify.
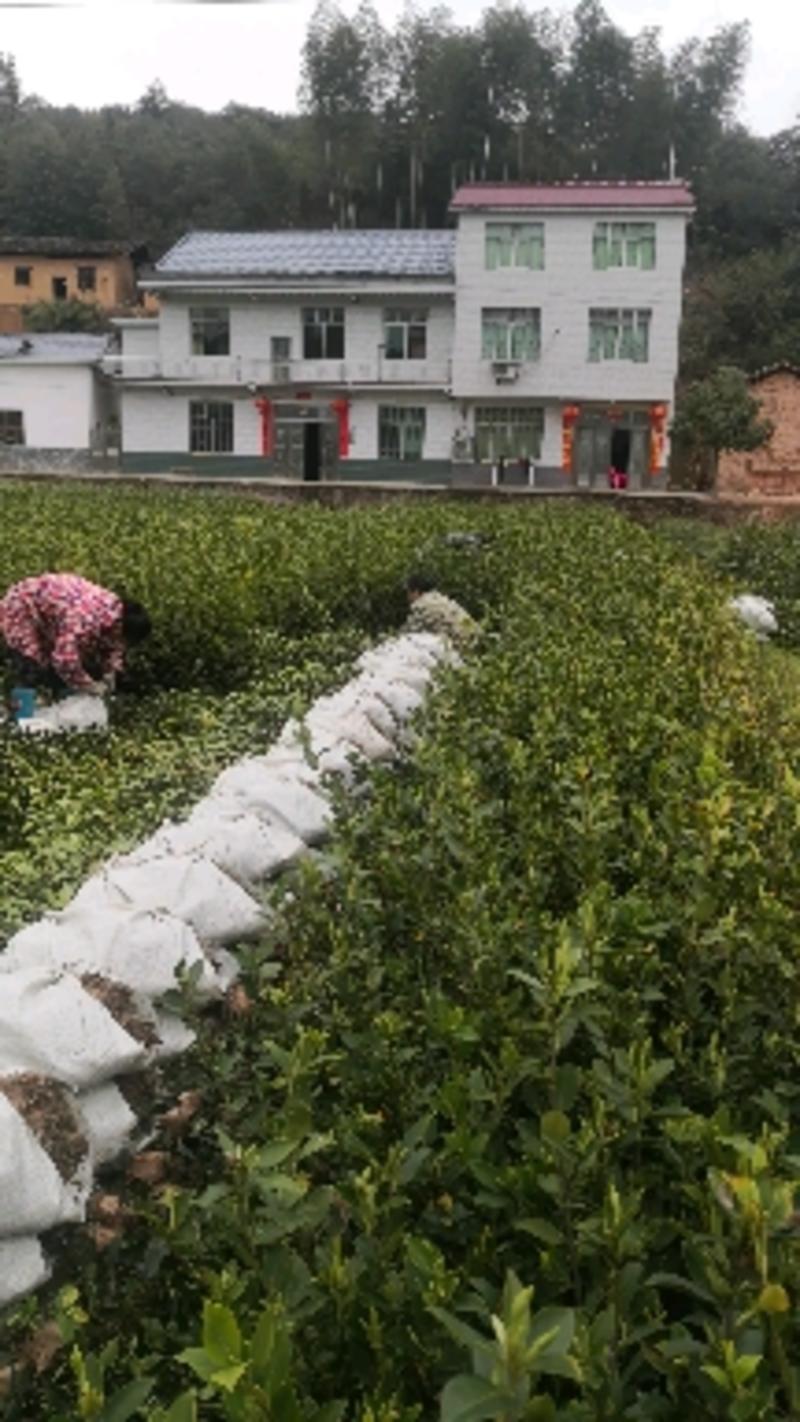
[717,372,800,497]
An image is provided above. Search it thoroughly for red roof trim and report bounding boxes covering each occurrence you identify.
[450,181,694,211]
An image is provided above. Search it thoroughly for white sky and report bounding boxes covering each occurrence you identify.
[0,0,796,138]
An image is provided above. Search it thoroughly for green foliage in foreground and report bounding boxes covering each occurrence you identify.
[655,515,800,649]
[0,482,517,693]
[0,483,529,934]
[5,508,800,1420]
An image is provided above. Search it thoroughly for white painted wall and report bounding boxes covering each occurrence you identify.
[119,323,159,360]
[156,295,454,387]
[0,364,96,448]
[121,387,262,456]
[451,210,688,403]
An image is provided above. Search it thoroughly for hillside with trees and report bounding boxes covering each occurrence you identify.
[0,0,798,384]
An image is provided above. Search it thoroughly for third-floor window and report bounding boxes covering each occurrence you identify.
[485,222,545,270]
[303,307,344,359]
[481,308,541,362]
[593,222,656,270]
[190,307,230,356]
[384,308,427,360]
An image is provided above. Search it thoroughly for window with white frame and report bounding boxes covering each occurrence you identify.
[588,309,651,363]
[189,400,234,453]
[190,307,230,356]
[593,222,656,270]
[481,308,541,362]
[474,406,543,462]
[378,406,426,461]
[485,222,545,270]
[384,308,427,360]
[303,307,345,359]
[0,410,24,445]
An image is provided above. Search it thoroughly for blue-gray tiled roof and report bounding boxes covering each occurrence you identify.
[156,230,455,279]
[0,334,109,364]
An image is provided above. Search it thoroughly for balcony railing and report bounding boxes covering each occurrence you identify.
[102,355,452,387]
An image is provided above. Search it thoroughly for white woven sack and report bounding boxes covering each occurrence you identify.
[17,695,109,737]
[152,1011,196,1059]
[69,855,265,946]
[364,674,425,723]
[2,907,219,1001]
[0,1085,91,1234]
[128,808,303,887]
[729,593,778,639]
[0,969,149,1089]
[399,632,451,664]
[305,705,394,762]
[271,721,364,786]
[315,682,401,744]
[357,650,432,693]
[78,1083,138,1166]
[211,760,333,844]
[0,1237,50,1306]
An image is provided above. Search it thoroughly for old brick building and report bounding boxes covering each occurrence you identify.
[717,366,800,497]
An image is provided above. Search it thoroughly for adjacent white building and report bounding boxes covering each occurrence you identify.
[0,334,113,474]
[109,182,694,488]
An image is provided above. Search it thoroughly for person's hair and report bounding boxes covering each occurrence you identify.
[405,572,435,596]
[120,599,152,645]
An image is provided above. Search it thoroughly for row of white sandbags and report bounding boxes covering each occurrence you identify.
[0,632,455,1305]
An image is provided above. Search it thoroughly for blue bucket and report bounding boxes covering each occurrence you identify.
[10,686,37,721]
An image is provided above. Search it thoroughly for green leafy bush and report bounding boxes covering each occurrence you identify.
[6,504,800,1420]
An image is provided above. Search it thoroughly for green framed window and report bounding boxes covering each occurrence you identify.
[481,308,541,362]
[593,222,656,270]
[485,222,545,270]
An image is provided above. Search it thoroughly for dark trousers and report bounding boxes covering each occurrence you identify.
[4,650,70,698]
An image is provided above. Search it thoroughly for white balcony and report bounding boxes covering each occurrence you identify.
[102,354,452,388]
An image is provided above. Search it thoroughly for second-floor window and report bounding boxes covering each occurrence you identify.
[77,266,97,292]
[481,308,541,362]
[14,266,31,287]
[190,307,230,356]
[189,400,233,453]
[589,308,651,363]
[384,308,427,360]
[303,307,344,360]
[485,223,545,270]
[593,222,656,270]
[378,406,426,461]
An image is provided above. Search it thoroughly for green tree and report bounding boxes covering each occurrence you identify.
[671,365,773,489]
[23,299,110,333]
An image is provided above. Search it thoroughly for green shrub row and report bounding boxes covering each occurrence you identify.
[0,483,529,692]
[7,507,800,1421]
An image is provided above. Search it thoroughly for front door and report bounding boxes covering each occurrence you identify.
[574,411,649,488]
[304,422,322,482]
[274,404,339,481]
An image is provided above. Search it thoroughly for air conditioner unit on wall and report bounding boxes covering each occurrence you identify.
[492,360,521,384]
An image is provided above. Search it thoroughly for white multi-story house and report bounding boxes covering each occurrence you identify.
[109,181,693,488]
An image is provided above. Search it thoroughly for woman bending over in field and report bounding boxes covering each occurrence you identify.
[0,572,151,698]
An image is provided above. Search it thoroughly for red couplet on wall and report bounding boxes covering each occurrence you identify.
[329,398,350,458]
[254,398,273,457]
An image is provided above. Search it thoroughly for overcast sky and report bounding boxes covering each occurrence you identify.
[1,0,796,138]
